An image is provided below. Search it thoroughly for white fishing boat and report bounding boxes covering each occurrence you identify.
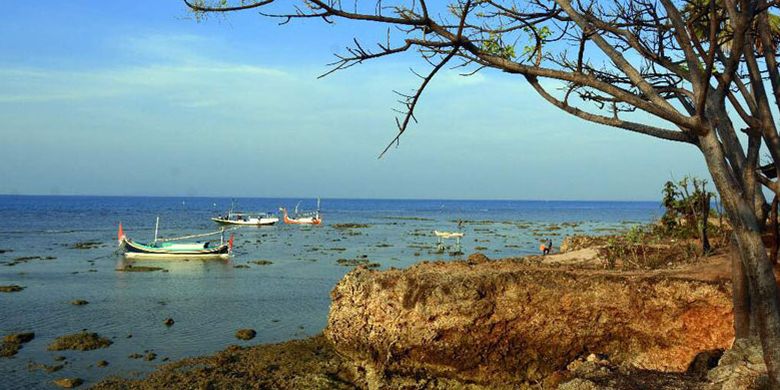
[211,212,279,226]
[118,217,233,260]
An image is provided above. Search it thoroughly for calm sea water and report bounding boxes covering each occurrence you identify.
[0,196,661,388]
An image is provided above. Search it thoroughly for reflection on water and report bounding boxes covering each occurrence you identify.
[0,196,661,388]
[116,258,232,273]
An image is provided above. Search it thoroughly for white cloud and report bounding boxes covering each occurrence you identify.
[118,33,215,63]
[0,33,295,104]
[0,63,293,104]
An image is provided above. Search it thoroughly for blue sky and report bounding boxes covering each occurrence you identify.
[0,1,710,200]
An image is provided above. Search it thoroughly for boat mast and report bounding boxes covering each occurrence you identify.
[154,216,160,243]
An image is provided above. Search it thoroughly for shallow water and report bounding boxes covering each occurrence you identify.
[0,196,661,388]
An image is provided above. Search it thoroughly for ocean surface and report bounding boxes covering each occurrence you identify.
[0,196,662,388]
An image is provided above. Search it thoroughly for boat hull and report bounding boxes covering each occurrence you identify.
[120,238,230,260]
[123,252,230,260]
[283,214,322,225]
[211,217,279,226]
[280,208,322,225]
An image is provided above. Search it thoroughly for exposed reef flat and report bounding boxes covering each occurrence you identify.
[93,335,358,389]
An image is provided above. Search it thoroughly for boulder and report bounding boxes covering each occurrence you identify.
[235,329,257,341]
[3,332,34,344]
[53,378,83,388]
[48,332,112,351]
[708,338,769,390]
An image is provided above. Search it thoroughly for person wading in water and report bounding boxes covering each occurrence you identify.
[541,238,553,255]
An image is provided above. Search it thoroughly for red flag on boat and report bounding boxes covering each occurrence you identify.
[228,233,234,252]
[117,223,125,243]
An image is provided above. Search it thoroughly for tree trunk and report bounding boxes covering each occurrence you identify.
[771,196,778,265]
[699,133,780,386]
[700,193,711,254]
[731,239,753,339]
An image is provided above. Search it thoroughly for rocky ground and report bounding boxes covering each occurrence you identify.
[93,335,358,389]
[93,333,720,390]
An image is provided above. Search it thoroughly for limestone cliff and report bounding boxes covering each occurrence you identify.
[325,259,734,388]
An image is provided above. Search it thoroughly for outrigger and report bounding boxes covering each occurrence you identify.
[118,217,234,259]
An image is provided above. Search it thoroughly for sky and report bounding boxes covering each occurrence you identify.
[0,1,711,200]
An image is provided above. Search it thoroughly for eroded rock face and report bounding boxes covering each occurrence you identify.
[325,260,734,388]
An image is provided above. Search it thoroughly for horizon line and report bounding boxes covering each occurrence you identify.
[0,193,663,203]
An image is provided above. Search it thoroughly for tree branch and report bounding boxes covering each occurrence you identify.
[525,75,694,143]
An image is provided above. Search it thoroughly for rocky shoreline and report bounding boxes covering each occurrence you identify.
[90,245,766,389]
[92,333,716,390]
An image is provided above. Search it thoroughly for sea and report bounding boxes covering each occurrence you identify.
[0,196,663,388]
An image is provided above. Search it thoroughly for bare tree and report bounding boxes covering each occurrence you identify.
[185,0,780,384]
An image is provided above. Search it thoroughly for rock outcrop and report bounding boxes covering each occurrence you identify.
[559,235,609,253]
[53,377,83,388]
[235,329,257,341]
[708,338,769,389]
[325,259,734,388]
[48,332,112,351]
[1,332,35,358]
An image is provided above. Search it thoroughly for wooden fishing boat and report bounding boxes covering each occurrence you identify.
[211,212,279,226]
[281,208,322,225]
[280,199,322,225]
[117,219,233,260]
